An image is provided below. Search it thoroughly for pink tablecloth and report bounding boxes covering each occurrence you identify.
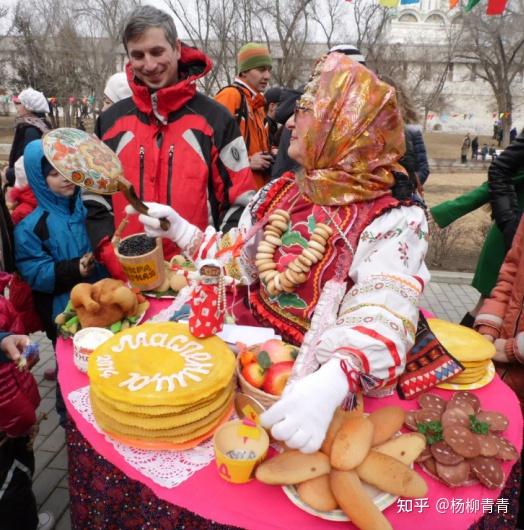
[57,300,523,530]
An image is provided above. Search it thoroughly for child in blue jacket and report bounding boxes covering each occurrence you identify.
[14,140,106,344]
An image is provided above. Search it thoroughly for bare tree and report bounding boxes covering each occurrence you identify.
[10,0,138,124]
[164,0,314,93]
[164,0,242,95]
[310,0,348,50]
[72,0,139,114]
[255,0,314,87]
[455,0,524,144]
[11,0,88,126]
[350,0,390,69]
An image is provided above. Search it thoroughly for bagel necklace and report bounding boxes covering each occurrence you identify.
[255,208,333,296]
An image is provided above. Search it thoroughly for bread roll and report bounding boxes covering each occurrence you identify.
[356,450,428,497]
[255,450,330,485]
[374,433,426,466]
[331,416,374,470]
[320,408,352,455]
[296,475,338,512]
[330,470,392,530]
[368,406,406,446]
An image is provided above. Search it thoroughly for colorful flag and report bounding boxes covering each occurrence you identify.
[449,0,459,8]
[487,0,508,14]
[379,0,400,6]
[465,0,481,11]
[400,0,419,4]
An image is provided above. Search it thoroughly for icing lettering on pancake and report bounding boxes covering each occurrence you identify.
[96,354,118,379]
[118,352,214,392]
[111,332,207,356]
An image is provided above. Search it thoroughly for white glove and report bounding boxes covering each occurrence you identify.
[260,358,349,453]
[125,203,198,249]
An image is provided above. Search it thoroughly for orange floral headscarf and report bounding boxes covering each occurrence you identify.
[295,53,406,205]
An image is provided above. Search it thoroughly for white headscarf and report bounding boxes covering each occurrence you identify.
[18,88,50,114]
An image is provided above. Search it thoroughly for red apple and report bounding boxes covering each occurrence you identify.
[242,362,266,388]
[260,339,296,364]
[262,361,294,396]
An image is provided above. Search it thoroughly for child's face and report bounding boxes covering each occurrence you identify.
[46,170,76,197]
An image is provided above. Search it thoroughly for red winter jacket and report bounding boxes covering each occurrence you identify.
[7,186,37,225]
[88,44,256,259]
[0,272,25,334]
[0,332,40,437]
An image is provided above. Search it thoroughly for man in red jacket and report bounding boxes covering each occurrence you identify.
[86,5,256,270]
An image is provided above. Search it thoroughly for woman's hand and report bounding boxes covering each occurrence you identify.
[260,359,349,453]
[125,203,198,249]
[0,334,30,362]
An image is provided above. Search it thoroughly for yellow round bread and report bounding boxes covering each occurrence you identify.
[427,318,495,362]
[90,379,233,417]
[448,371,486,384]
[453,366,489,378]
[90,382,234,429]
[460,360,491,369]
[92,395,234,442]
[88,322,235,406]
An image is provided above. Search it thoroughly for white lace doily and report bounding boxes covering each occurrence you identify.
[68,386,215,488]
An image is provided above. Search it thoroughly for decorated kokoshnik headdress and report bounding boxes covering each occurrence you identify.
[295,53,407,205]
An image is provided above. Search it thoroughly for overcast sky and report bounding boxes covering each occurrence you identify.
[0,0,356,41]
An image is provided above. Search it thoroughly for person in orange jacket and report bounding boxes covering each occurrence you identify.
[215,43,273,189]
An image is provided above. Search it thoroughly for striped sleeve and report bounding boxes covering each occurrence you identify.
[314,205,430,395]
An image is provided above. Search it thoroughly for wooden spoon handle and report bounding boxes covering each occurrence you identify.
[117,178,170,231]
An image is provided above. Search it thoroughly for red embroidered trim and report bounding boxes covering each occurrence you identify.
[249,290,304,346]
[254,177,293,221]
[340,360,361,393]
[335,346,370,373]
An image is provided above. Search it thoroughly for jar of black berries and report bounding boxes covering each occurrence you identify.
[115,233,166,291]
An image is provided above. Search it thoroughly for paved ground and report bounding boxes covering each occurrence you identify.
[31,271,479,530]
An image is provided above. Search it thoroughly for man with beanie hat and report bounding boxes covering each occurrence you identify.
[215,43,273,189]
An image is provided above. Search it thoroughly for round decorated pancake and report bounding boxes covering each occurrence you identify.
[427,319,495,362]
[88,322,235,406]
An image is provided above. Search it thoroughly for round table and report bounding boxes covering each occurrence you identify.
[57,299,523,530]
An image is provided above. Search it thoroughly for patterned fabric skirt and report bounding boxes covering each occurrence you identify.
[65,421,520,530]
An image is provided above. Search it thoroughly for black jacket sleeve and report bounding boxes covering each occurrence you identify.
[54,259,83,293]
[488,133,524,250]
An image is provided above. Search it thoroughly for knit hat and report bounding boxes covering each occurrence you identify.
[18,88,50,114]
[237,43,272,73]
[104,72,132,104]
[328,44,366,65]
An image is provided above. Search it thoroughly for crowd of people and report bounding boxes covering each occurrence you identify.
[0,4,523,529]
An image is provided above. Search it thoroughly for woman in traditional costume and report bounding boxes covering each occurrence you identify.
[129,53,430,453]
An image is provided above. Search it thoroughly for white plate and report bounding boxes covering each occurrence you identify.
[282,482,397,522]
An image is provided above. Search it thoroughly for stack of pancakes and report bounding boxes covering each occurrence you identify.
[429,318,495,387]
[88,322,236,444]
